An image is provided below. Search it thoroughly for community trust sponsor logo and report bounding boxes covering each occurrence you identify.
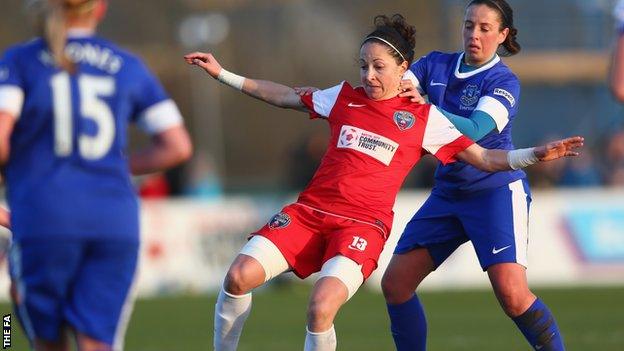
[337,125,399,166]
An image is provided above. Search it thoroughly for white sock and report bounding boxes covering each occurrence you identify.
[214,289,252,351]
[304,325,337,351]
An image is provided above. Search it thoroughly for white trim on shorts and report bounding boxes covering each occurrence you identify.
[317,255,364,300]
[293,203,388,238]
[9,243,36,342]
[239,235,290,282]
[509,179,529,268]
[113,257,140,351]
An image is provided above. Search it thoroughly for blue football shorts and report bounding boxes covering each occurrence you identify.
[8,236,139,346]
[395,179,531,270]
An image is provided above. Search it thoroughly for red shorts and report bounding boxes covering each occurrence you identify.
[252,203,387,280]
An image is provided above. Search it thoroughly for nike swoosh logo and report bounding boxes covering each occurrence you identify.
[492,245,512,254]
[348,103,366,107]
[430,80,446,87]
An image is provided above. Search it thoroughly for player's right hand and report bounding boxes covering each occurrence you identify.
[184,52,222,79]
[398,79,426,104]
[534,136,584,162]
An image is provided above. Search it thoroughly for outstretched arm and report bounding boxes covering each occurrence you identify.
[456,136,584,172]
[184,52,307,112]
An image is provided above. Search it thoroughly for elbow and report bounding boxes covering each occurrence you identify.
[173,135,193,165]
[611,84,624,103]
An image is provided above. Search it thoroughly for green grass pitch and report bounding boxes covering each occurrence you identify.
[2,284,622,350]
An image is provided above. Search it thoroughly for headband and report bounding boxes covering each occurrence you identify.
[362,36,406,62]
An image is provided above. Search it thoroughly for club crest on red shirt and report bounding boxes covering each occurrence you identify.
[393,111,415,131]
[268,212,291,229]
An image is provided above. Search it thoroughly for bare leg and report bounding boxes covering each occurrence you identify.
[304,277,348,351]
[488,263,565,350]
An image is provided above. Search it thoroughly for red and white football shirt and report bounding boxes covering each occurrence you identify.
[298,81,473,235]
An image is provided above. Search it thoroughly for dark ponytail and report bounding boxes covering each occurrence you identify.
[362,14,417,64]
[467,0,521,56]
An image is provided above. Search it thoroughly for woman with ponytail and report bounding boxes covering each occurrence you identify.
[382,1,566,350]
[0,1,192,350]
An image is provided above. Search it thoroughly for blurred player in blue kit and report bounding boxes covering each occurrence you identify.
[381,1,566,350]
[610,0,624,103]
[0,0,192,350]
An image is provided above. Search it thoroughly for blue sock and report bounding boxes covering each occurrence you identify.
[512,298,565,350]
[387,294,427,351]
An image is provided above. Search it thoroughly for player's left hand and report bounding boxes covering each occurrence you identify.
[293,86,319,96]
[534,136,584,161]
[398,79,426,104]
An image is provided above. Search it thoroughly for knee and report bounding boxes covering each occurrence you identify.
[381,270,414,304]
[307,297,336,327]
[223,263,258,295]
[496,286,534,317]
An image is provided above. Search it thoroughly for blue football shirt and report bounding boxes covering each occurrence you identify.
[0,33,182,239]
[408,51,525,194]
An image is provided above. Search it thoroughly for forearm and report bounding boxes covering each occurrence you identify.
[241,77,306,111]
[219,69,306,111]
[610,35,624,102]
[438,107,496,141]
[458,144,537,172]
[129,126,193,175]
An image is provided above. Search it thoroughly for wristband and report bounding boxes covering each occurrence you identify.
[217,69,245,90]
[507,147,538,170]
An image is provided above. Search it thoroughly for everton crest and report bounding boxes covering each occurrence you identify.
[393,111,415,131]
[268,212,291,229]
[460,84,480,106]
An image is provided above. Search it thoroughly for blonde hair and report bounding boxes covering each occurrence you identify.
[33,0,99,72]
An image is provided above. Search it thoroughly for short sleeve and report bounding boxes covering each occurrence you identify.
[407,56,427,95]
[423,106,474,164]
[132,60,183,134]
[475,74,520,132]
[0,50,25,118]
[300,82,345,119]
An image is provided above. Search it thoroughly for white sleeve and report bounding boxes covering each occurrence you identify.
[402,70,424,95]
[308,82,344,118]
[422,106,466,155]
[475,96,509,132]
[0,85,24,118]
[136,99,184,135]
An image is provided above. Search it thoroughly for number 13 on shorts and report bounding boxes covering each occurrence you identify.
[348,236,368,251]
